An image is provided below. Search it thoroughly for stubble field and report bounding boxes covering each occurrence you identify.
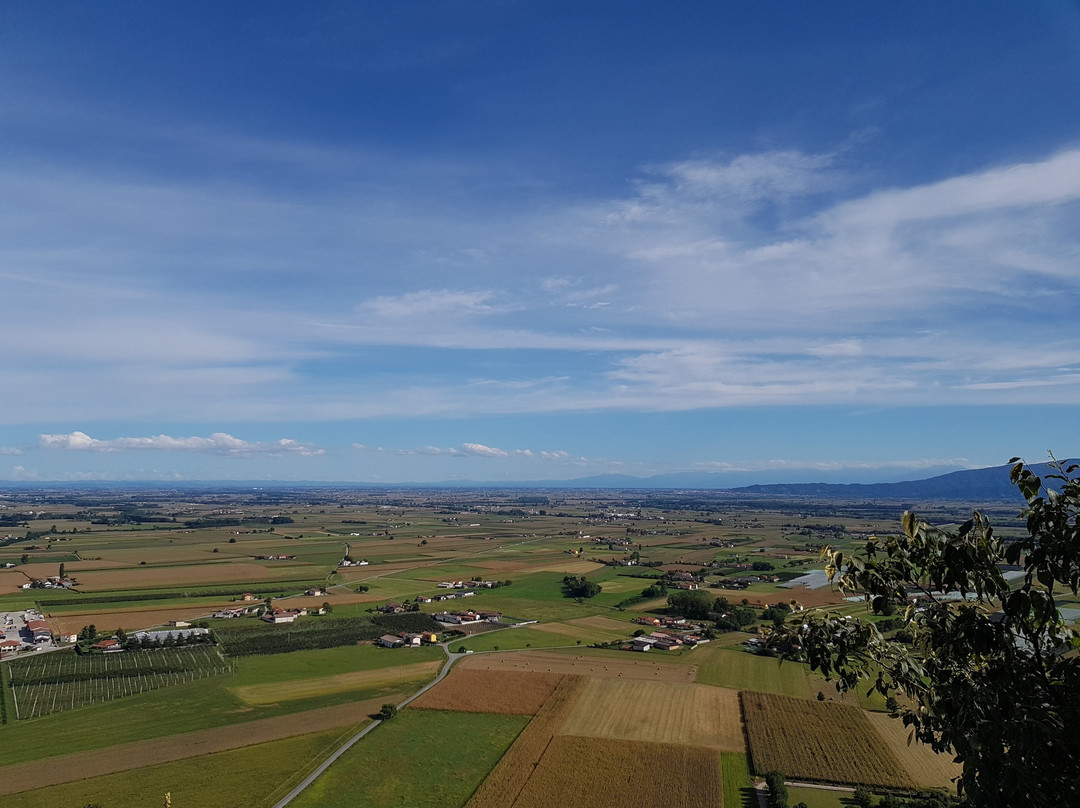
[408,668,564,715]
[557,678,743,751]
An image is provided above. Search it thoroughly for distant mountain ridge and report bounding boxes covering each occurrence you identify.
[729,460,1077,502]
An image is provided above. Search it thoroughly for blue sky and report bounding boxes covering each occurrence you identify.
[1,1,1079,484]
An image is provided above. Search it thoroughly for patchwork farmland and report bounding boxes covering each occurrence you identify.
[0,485,1000,806]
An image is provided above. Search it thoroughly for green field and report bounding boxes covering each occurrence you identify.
[289,709,530,808]
[3,728,352,808]
[721,752,757,808]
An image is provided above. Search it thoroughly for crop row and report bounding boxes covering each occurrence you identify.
[7,646,231,719]
[466,675,587,808]
[740,690,912,788]
[514,736,722,808]
[214,613,440,656]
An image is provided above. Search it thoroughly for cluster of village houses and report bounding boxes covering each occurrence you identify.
[628,615,712,652]
[18,574,77,590]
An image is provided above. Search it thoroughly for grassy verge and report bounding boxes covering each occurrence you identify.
[721,752,757,808]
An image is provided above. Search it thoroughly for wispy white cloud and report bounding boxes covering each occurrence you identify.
[354,442,576,461]
[39,432,325,456]
[0,447,22,456]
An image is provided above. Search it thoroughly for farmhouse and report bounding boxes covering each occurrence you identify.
[377,634,404,648]
[262,608,301,624]
[378,602,406,614]
[91,638,124,652]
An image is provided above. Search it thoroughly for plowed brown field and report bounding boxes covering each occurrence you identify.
[48,605,235,633]
[557,679,743,751]
[457,651,697,682]
[409,669,563,715]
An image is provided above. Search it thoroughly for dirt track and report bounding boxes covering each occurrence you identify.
[0,696,395,796]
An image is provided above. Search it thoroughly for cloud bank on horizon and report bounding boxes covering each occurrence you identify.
[0,2,1077,483]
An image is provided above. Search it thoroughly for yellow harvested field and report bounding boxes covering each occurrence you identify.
[530,560,603,574]
[89,546,228,564]
[564,615,634,632]
[471,560,531,571]
[466,676,587,808]
[0,569,29,590]
[458,650,697,682]
[230,660,441,705]
[0,696,397,796]
[528,622,595,638]
[72,563,313,591]
[409,669,563,715]
[741,691,912,788]
[47,605,234,634]
[866,712,962,790]
[513,736,722,808]
[558,679,743,751]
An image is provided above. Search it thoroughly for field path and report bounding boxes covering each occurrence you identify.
[0,696,394,796]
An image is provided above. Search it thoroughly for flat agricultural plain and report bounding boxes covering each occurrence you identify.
[557,678,743,751]
[408,668,563,715]
[457,650,697,682]
[511,735,722,808]
[741,691,912,789]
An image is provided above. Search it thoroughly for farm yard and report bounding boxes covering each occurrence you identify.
[8,646,230,719]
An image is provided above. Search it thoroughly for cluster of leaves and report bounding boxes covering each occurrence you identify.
[770,458,1080,806]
